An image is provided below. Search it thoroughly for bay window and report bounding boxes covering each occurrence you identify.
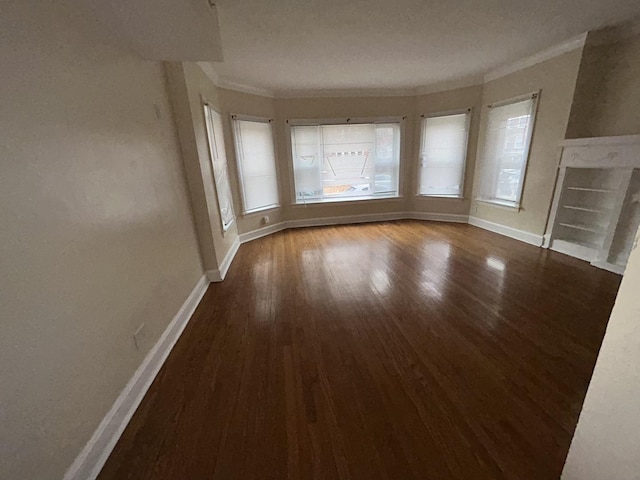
[418,111,471,197]
[290,121,401,204]
[477,93,539,208]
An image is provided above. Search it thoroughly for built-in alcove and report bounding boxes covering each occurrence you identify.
[545,135,640,273]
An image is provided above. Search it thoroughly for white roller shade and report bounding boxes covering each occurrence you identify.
[478,95,538,207]
[233,118,280,213]
[418,112,470,197]
[290,122,401,204]
[203,104,235,231]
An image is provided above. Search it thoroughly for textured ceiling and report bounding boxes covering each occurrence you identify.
[207,0,640,96]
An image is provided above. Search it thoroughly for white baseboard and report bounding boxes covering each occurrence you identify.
[468,216,543,247]
[592,260,625,275]
[406,212,469,223]
[63,274,210,480]
[286,211,406,229]
[238,222,287,244]
[238,212,468,245]
[207,237,241,282]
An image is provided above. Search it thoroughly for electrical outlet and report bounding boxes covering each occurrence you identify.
[133,323,147,351]
[262,215,270,224]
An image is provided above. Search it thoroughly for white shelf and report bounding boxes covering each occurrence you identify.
[561,205,608,213]
[566,186,616,193]
[558,222,605,234]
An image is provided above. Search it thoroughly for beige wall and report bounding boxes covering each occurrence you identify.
[590,33,640,137]
[567,29,640,139]
[471,49,583,235]
[561,227,640,479]
[0,3,204,479]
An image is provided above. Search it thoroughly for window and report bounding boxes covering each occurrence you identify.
[418,111,471,197]
[203,103,235,231]
[477,93,538,208]
[232,116,280,213]
[290,121,401,204]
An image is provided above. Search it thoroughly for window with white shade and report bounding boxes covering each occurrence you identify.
[418,111,471,197]
[290,121,401,204]
[477,93,539,208]
[232,116,280,213]
[203,103,235,231]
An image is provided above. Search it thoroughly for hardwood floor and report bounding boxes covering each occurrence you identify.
[98,221,621,480]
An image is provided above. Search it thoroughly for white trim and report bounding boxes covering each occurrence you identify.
[484,33,587,83]
[550,239,597,263]
[201,34,586,100]
[238,222,288,244]
[231,113,273,123]
[468,216,543,246]
[207,237,241,282]
[287,116,404,126]
[63,275,210,480]
[559,134,640,148]
[407,212,469,223]
[239,212,469,244]
[286,212,406,229]
[592,260,625,275]
[476,198,521,211]
[198,34,586,100]
[198,61,483,98]
[198,63,276,98]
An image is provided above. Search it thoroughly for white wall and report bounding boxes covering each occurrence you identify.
[0,2,204,479]
[561,226,640,479]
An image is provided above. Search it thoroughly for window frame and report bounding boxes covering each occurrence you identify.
[202,99,235,233]
[477,91,540,210]
[230,113,281,215]
[286,116,406,206]
[416,108,472,199]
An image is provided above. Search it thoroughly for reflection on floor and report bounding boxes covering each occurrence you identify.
[99,220,621,480]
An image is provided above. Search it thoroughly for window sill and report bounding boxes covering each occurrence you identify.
[415,194,464,200]
[476,198,521,211]
[242,204,281,216]
[293,195,403,207]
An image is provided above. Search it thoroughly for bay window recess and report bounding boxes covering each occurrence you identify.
[418,110,471,197]
[232,115,280,214]
[290,121,401,204]
[477,92,539,209]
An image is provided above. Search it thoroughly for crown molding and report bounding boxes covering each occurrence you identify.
[196,33,589,100]
[413,74,484,96]
[197,62,276,98]
[274,86,415,98]
[484,33,587,83]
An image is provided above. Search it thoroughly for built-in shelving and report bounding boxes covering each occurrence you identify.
[566,186,616,193]
[558,222,605,234]
[545,135,640,275]
[562,205,608,213]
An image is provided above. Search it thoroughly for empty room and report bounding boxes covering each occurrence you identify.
[3,0,640,479]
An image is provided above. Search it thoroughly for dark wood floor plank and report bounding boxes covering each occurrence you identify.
[97,220,620,480]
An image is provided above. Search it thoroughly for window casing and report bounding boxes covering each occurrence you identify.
[232,116,280,214]
[203,103,235,231]
[417,111,471,198]
[290,121,402,204]
[477,93,539,208]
